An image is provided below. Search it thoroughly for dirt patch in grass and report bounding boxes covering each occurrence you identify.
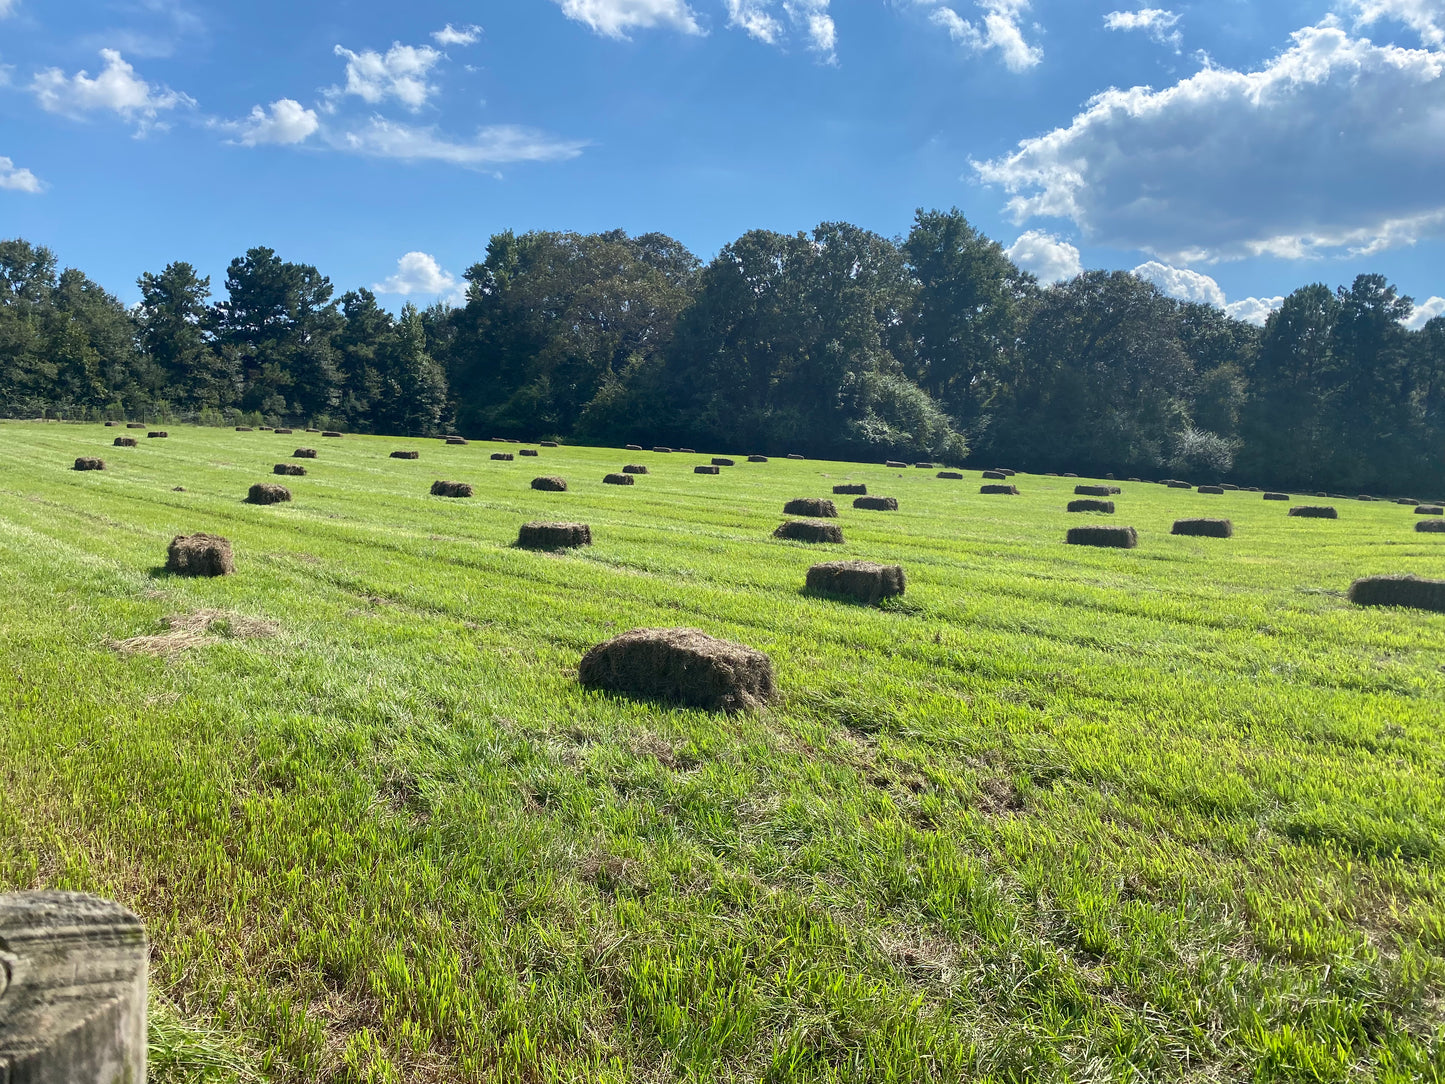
[110,610,278,656]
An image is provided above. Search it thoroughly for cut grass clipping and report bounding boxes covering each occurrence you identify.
[517,521,592,549]
[1348,574,1445,613]
[774,520,844,543]
[578,627,776,712]
[1066,525,1138,548]
[805,560,906,605]
[1172,518,1234,538]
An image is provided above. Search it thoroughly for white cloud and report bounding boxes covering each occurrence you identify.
[230,99,319,146]
[432,23,482,46]
[1404,295,1445,328]
[1104,8,1182,50]
[722,0,835,56]
[331,43,443,112]
[553,0,703,38]
[30,49,194,130]
[0,156,42,193]
[1347,0,1445,46]
[1005,230,1080,281]
[0,0,18,17]
[973,24,1445,262]
[375,251,466,303]
[1224,296,1285,326]
[1132,260,1225,306]
[927,0,1042,73]
[333,117,586,168]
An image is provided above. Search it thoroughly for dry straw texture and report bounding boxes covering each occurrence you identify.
[774,520,844,543]
[885,460,907,468]
[520,449,540,457]
[626,444,643,451]
[1198,486,1225,495]
[806,561,906,605]
[235,426,253,432]
[274,428,293,435]
[1168,481,1193,489]
[518,521,592,549]
[247,483,291,505]
[787,454,804,460]
[1067,525,1138,548]
[1416,519,1445,533]
[430,480,473,498]
[126,422,146,429]
[604,473,635,485]
[541,441,560,448]
[1348,574,1445,613]
[532,476,568,492]
[578,627,776,713]
[164,534,235,577]
[322,431,342,438]
[1068,499,1115,513]
[1172,518,1234,538]
[1290,506,1338,518]
[110,609,275,656]
[853,496,898,511]
[653,446,673,453]
[784,498,837,518]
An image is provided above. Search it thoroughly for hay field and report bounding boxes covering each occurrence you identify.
[0,421,1442,1083]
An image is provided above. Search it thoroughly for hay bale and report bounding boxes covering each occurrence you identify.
[491,453,515,461]
[1063,473,1079,478]
[113,437,137,447]
[981,484,1019,495]
[532,476,568,492]
[1290,506,1338,518]
[578,627,775,713]
[1316,492,1328,497]
[653,446,673,453]
[679,447,696,454]
[1416,519,1445,533]
[1173,518,1233,538]
[260,426,273,431]
[1128,477,1141,482]
[147,431,168,438]
[391,450,420,459]
[165,533,234,577]
[915,462,935,469]
[246,483,291,504]
[885,460,908,469]
[293,448,317,458]
[275,428,294,435]
[787,454,804,460]
[806,561,906,604]
[1348,574,1445,613]
[1075,484,1112,497]
[1198,485,1225,495]
[982,470,1008,480]
[994,468,1017,476]
[749,455,769,463]
[446,437,469,445]
[321,431,342,438]
[854,496,898,511]
[1414,505,1443,515]
[306,428,320,433]
[712,458,735,467]
[1107,486,1123,495]
[1067,499,1114,513]
[73,457,106,471]
[541,441,560,448]
[1397,498,1419,505]
[1357,494,1374,502]
[518,521,591,549]
[1168,481,1193,489]
[105,421,118,427]
[784,498,837,518]
[1220,484,1239,491]
[1066,525,1138,548]
[1263,492,1290,501]
[520,449,539,457]
[274,463,307,476]
[126,423,146,429]
[938,471,964,480]
[622,464,649,475]
[774,520,844,543]
[833,484,867,495]
[235,426,253,432]
[694,465,720,475]
[430,480,473,498]
[604,473,635,485]
[626,444,643,450]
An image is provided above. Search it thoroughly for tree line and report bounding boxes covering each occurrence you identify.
[2,211,1442,494]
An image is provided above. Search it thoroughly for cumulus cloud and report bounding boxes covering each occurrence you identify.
[375,251,466,303]
[723,1,836,57]
[1224,296,1285,326]
[1347,0,1445,46]
[1005,230,1080,281]
[0,156,42,193]
[432,23,482,46]
[333,117,587,168]
[30,49,195,130]
[926,0,1042,73]
[553,0,703,38]
[1404,294,1445,329]
[331,42,443,112]
[973,24,1445,262]
[1132,260,1225,305]
[229,99,319,146]
[1104,8,1182,50]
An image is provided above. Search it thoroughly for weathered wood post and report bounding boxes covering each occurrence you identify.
[0,891,148,1083]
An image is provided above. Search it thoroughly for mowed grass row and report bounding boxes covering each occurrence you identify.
[0,421,1442,1083]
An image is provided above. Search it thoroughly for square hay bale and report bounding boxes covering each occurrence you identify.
[165,533,234,576]
[806,560,906,605]
[431,480,473,498]
[578,627,776,713]
[749,455,769,462]
[321,431,343,438]
[1348,574,1445,613]
[695,465,720,475]
[275,428,294,435]
[147,431,168,438]
[938,471,964,480]
[1063,472,1079,478]
[787,454,804,460]
[982,470,1008,480]
[260,426,273,431]
[1066,525,1138,548]
[994,468,1017,476]
[274,463,307,476]
[915,462,935,469]
[126,422,146,429]
[653,446,673,453]
[1264,492,1290,501]
[622,464,649,474]
[784,498,837,517]
[885,460,908,469]
[1128,477,1142,482]
[1168,480,1193,489]
[306,428,320,433]
[1290,506,1338,518]
[391,450,420,459]
[981,484,1020,495]
[73,457,106,471]
[293,448,318,459]
[520,449,540,457]
[1172,518,1233,538]
[113,437,138,447]
[1067,499,1115,513]
[712,458,736,467]
[1416,519,1445,533]
[1075,484,1112,496]
[235,426,253,432]
[1198,485,1225,495]
[1358,494,1374,501]
[679,447,696,453]
[446,437,469,445]
[491,453,515,461]
[1220,484,1239,491]
[626,444,643,450]
[246,483,291,504]
[854,496,898,511]
[604,473,636,485]
[1415,505,1444,515]
[833,484,867,495]
[541,441,560,448]
[774,520,844,543]
[1107,486,1122,494]
[518,521,591,549]
[532,476,568,492]
[105,421,118,427]
[1397,498,1419,505]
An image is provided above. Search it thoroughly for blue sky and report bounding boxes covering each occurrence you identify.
[2,0,1443,327]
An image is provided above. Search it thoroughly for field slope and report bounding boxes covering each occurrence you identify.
[1,422,1442,1083]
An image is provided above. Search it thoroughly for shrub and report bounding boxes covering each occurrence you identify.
[518,522,591,549]
[532,476,568,492]
[431,480,473,498]
[854,496,897,511]
[1348,574,1445,613]
[1066,525,1138,548]
[247,483,291,504]
[784,498,837,517]
[774,520,844,543]
[165,534,234,576]
[1068,499,1114,513]
[806,561,906,605]
[1170,427,1238,476]
[578,627,775,713]
[1172,518,1233,538]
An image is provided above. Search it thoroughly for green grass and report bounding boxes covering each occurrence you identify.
[1,421,1443,1083]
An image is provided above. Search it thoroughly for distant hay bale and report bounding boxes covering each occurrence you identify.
[274,428,294,435]
[653,446,673,453]
[1168,481,1193,489]
[774,520,844,543]
[622,464,649,475]
[784,498,837,517]
[274,463,307,476]
[293,448,317,458]
[1128,477,1141,482]
[446,437,469,446]
[578,627,776,712]
[1198,485,1225,495]
[1416,519,1445,533]
[787,454,804,460]
[520,449,539,457]
[679,447,696,454]
[391,450,420,459]
[1105,473,1116,480]
[712,458,735,467]
[260,426,273,431]
[854,496,898,511]
[994,468,1017,476]
[982,470,1008,480]
[1075,484,1112,497]
[1348,574,1445,613]
[1066,525,1138,548]
[1416,505,1444,515]
[73,457,106,471]
[1397,498,1419,505]
[1263,492,1290,501]
[491,453,515,461]
[1107,486,1122,495]
[1220,484,1239,491]
[885,460,908,469]
[833,483,867,495]
[247,483,291,504]
[749,455,769,463]
[235,426,253,432]
[1316,492,1329,497]
[1068,499,1114,513]
[604,473,635,485]
[113,437,137,447]
[626,444,643,451]
[165,534,234,577]
[1246,487,1260,492]
[105,421,118,427]
[532,476,568,492]
[981,484,1019,495]
[806,560,906,605]
[518,521,592,549]
[126,423,146,429]
[1173,518,1233,538]
[1063,473,1079,478]
[937,471,964,480]
[541,441,560,448]
[148,431,168,438]
[694,465,720,475]
[1358,495,1375,502]
[1290,506,1338,518]
[915,462,935,469]
[306,428,320,433]
[431,480,473,498]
